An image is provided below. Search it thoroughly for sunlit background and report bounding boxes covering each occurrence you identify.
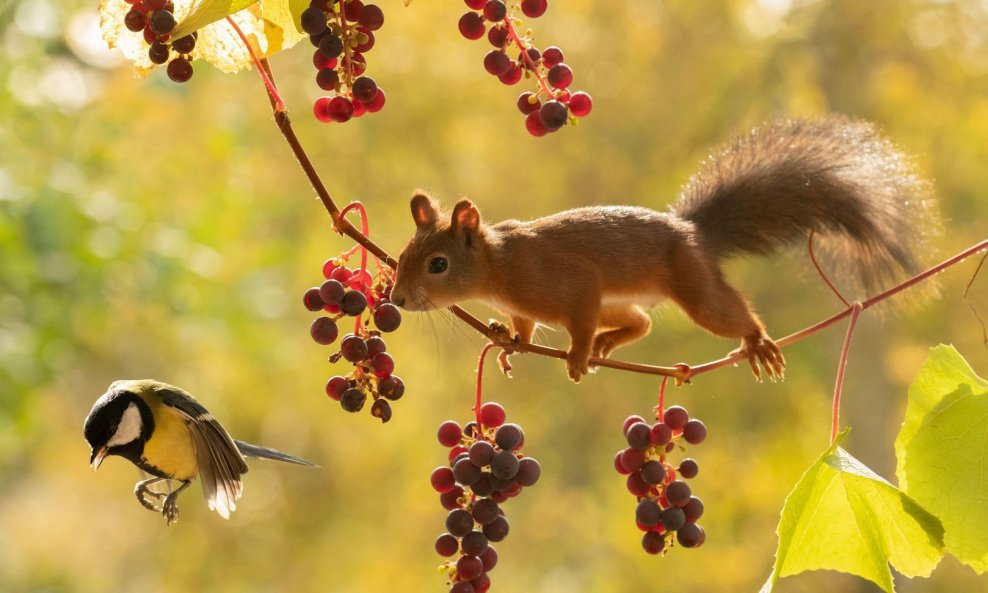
[1,0,987,592]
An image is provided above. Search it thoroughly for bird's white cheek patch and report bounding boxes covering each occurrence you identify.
[107,402,142,447]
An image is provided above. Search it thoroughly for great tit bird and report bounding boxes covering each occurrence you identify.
[84,379,315,525]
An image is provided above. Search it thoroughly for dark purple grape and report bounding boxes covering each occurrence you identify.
[446,508,475,538]
[482,515,509,542]
[488,25,508,47]
[683,419,707,444]
[340,334,369,362]
[171,34,197,54]
[469,440,495,467]
[458,12,485,40]
[340,387,366,412]
[483,50,512,76]
[641,531,665,555]
[371,399,391,422]
[547,63,573,89]
[325,376,348,401]
[683,496,704,523]
[488,473,513,492]
[148,41,170,65]
[678,458,699,479]
[538,100,568,130]
[471,473,494,497]
[517,91,540,115]
[301,6,328,35]
[453,458,483,486]
[373,302,402,332]
[316,68,340,91]
[461,530,488,556]
[640,460,666,485]
[660,506,686,531]
[319,279,346,305]
[319,33,344,58]
[435,532,459,557]
[456,555,485,581]
[494,423,523,451]
[378,375,404,400]
[663,405,689,430]
[440,486,464,510]
[520,0,547,18]
[677,523,704,548]
[340,290,368,316]
[358,4,384,30]
[352,76,378,104]
[490,450,519,480]
[303,287,325,311]
[471,497,500,525]
[310,317,339,345]
[483,0,506,21]
[438,420,463,447]
[515,457,541,486]
[542,46,564,67]
[370,352,394,378]
[450,582,475,593]
[479,545,498,572]
[471,574,491,593]
[636,499,662,527]
[619,448,646,472]
[124,9,147,32]
[149,10,176,35]
[625,421,651,449]
[431,466,456,493]
[650,423,672,445]
[365,335,387,356]
[666,480,691,507]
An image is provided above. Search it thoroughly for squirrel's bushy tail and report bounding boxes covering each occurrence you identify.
[673,116,940,297]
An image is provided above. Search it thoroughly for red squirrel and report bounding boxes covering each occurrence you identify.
[389,117,937,382]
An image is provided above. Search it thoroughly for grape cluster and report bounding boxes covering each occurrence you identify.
[614,405,707,554]
[303,257,404,421]
[457,0,592,136]
[121,0,197,83]
[432,403,541,593]
[301,0,386,123]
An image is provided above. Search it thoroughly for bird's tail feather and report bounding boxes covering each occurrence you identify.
[234,440,318,467]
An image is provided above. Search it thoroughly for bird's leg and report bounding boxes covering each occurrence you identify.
[134,477,169,512]
[161,480,192,526]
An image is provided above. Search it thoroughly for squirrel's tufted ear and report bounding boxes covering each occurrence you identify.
[410,192,440,227]
[451,199,482,247]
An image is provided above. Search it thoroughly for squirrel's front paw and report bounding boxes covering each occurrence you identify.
[566,350,591,383]
[732,334,786,381]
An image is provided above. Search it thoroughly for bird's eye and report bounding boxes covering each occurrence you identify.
[428,257,448,274]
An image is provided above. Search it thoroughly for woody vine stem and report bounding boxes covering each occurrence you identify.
[229,19,987,394]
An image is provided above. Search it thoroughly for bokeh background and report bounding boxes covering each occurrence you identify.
[1,0,987,592]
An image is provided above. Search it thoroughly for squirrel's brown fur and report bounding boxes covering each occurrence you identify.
[390,116,938,382]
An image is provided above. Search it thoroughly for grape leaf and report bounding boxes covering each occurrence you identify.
[763,431,943,593]
[259,0,307,50]
[895,345,988,573]
[171,0,258,39]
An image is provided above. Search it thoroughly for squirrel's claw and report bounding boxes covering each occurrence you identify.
[733,334,786,382]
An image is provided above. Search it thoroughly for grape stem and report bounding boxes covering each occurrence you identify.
[504,17,553,97]
[474,343,496,430]
[225,17,285,113]
[655,376,668,422]
[238,43,988,385]
[339,201,371,333]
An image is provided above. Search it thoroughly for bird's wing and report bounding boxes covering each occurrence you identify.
[158,387,249,519]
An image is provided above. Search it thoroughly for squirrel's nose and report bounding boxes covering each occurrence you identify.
[392,296,406,307]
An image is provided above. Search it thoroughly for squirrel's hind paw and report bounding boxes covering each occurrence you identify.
[732,334,786,381]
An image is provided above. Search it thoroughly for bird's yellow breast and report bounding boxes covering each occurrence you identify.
[141,398,198,481]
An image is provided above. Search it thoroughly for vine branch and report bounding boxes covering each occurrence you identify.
[240,47,988,386]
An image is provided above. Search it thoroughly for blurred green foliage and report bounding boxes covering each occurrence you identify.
[1,1,987,592]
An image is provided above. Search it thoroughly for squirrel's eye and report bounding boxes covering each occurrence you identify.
[428,257,448,274]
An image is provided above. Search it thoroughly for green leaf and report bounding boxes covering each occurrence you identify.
[764,431,944,593]
[172,0,258,39]
[260,0,307,50]
[896,345,988,573]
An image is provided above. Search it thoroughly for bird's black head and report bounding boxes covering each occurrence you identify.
[84,382,155,469]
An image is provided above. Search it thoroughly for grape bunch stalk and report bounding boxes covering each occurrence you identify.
[301,0,387,123]
[120,0,198,82]
[457,0,593,136]
[432,402,541,593]
[614,405,707,554]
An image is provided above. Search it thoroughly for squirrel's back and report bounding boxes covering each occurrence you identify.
[673,116,939,296]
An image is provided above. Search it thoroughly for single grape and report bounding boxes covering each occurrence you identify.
[450,583,475,593]
[635,499,662,527]
[301,6,328,35]
[568,91,593,117]
[340,289,368,316]
[516,92,540,115]
[538,100,568,130]
[365,88,386,112]
[313,97,334,123]
[471,473,494,497]
[626,472,650,497]
[525,111,549,137]
[619,447,646,472]
[310,317,339,345]
[683,419,707,444]
[542,46,564,67]
[124,9,147,32]
[663,405,689,430]
[432,466,457,493]
[479,545,498,572]
[330,266,353,283]
[358,4,384,30]
[641,531,666,555]
[371,399,392,422]
[373,302,402,332]
[316,68,340,91]
[440,486,465,511]
[319,33,344,58]
[520,0,547,18]
[650,423,672,445]
[483,0,507,21]
[325,376,349,401]
[640,459,666,485]
[471,497,500,525]
[351,76,378,104]
[378,375,405,400]
[490,450,519,480]
[435,532,459,557]
[494,423,523,451]
[303,287,325,312]
[445,508,475,538]
[482,515,509,542]
[354,28,375,53]
[678,458,699,479]
[660,506,686,531]
[471,573,491,593]
[478,402,506,428]
[167,58,194,84]
[457,555,484,581]
[677,523,703,548]
[365,335,387,356]
[468,440,496,467]
[171,33,197,54]
[625,421,651,449]
[461,530,489,556]
[149,10,176,35]
[148,41,170,65]
[547,63,573,89]
[319,279,346,305]
[438,420,464,447]
[515,457,541,486]
[683,496,704,523]
[666,480,692,507]
[483,50,512,76]
[458,12,486,40]
[487,25,508,48]
[497,64,522,85]
[370,352,395,378]
[614,450,631,475]
[465,0,486,8]
[340,387,366,412]
[340,334,368,362]
[343,0,364,21]
[453,457,483,486]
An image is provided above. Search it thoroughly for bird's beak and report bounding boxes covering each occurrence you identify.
[90,446,109,470]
